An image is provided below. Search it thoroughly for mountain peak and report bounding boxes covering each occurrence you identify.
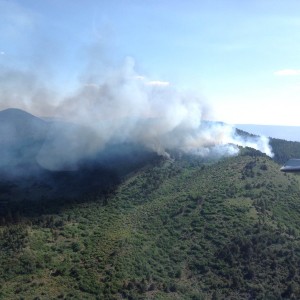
[0,108,42,121]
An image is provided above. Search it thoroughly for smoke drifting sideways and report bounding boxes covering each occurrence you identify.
[0,57,273,172]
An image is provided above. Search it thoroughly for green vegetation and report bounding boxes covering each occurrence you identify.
[235,128,300,165]
[2,142,300,299]
[270,138,300,164]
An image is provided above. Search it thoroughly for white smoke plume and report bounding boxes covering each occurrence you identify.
[0,56,273,170]
[37,57,273,169]
[0,0,273,171]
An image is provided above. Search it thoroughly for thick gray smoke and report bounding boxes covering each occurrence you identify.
[0,57,273,171]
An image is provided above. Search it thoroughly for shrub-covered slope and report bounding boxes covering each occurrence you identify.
[2,151,300,299]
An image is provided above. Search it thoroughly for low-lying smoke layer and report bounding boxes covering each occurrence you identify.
[1,57,273,171]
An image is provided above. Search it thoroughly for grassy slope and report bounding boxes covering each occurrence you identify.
[2,153,300,299]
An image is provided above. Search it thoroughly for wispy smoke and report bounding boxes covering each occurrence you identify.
[232,134,273,157]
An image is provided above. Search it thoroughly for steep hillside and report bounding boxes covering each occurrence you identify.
[2,151,300,299]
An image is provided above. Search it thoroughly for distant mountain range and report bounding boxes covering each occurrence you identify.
[236,124,300,142]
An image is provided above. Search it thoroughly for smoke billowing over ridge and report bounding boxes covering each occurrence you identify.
[0,57,273,171]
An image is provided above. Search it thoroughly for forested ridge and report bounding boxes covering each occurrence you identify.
[1,139,300,299]
[270,138,300,164]
[236,128,300,165]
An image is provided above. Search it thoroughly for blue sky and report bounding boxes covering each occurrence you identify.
[1,0,300,125]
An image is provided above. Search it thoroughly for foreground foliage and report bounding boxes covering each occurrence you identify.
[1,149,300,299]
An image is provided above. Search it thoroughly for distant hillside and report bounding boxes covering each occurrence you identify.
[0,108,49,144]
[235,126,300,165]
[0,108,49,174]
[236,124,300,142]
[270,138,300,164]
[2,151,300,299]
